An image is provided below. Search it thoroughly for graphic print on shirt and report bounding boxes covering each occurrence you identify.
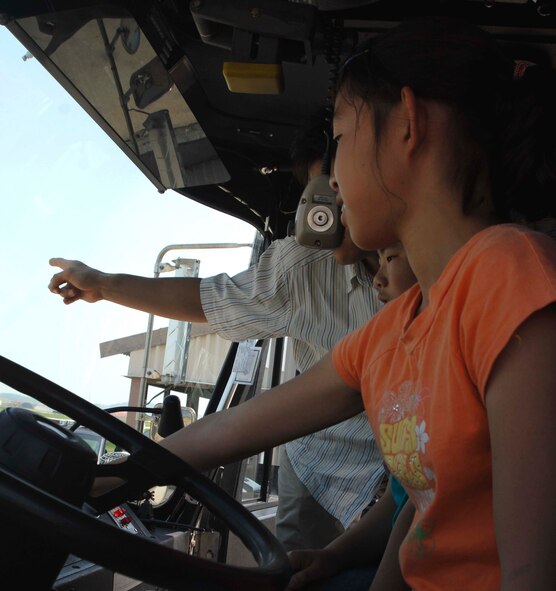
[378,380,435,514]
[405,517,436,558]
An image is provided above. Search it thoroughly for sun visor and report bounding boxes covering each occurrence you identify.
[223,62,283,94]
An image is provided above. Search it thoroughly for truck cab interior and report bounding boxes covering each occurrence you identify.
[0,1,555,590]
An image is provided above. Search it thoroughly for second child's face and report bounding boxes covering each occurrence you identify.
[373,243,417,303]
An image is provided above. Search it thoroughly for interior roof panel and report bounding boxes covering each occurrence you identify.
[1,0,555,238]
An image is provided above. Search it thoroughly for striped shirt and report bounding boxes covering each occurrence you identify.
[200,236,385,527]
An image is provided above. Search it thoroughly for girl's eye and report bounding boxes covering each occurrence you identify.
[386,255,396,263]
[332,134,342,144]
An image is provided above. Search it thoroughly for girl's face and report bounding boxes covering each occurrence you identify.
[331,94,403,251]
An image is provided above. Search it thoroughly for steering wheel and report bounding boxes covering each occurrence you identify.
[0,356,291,591]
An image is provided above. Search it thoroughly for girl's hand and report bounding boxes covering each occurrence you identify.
[286,548,342,590]
[90,452,129,497]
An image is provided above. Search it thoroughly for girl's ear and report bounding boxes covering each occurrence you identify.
[400,86,426,156]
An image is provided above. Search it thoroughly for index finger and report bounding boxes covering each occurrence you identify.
[49,257,71,270]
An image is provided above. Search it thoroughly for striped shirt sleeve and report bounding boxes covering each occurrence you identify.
[200,239,294,341]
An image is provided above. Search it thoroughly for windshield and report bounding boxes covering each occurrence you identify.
[0,26,255,414]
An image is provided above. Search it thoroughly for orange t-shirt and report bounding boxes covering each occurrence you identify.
[332,225,556,590]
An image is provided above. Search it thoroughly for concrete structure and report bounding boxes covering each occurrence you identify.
[100,321,297,426]
[100,323,231,420]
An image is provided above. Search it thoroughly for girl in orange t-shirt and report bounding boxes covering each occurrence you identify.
[323,17,556,591]
[152,17,556,591]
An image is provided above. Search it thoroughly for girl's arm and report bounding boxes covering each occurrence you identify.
[326,478,397,567]
[160,353,363,471]
[369,497,413,591]
[486,303,556,590]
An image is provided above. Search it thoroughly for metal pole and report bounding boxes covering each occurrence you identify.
[135,242,252,426]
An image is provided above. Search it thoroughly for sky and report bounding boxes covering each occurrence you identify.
[0,28,256,407]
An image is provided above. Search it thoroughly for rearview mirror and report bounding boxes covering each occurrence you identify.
[129,57,173,109]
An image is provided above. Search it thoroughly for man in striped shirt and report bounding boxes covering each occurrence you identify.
[201,228,384,551]
[48,113,386,551]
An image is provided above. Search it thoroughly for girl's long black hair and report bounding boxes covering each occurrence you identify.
[337,17,556,222]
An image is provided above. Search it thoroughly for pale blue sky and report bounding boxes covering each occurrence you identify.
[0,28,256,406]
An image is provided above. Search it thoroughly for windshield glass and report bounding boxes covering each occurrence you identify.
[0,27,254,416]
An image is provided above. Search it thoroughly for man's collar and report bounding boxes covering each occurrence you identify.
[344,260,375,293]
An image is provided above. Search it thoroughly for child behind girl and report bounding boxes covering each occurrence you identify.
[286,243,417,591]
